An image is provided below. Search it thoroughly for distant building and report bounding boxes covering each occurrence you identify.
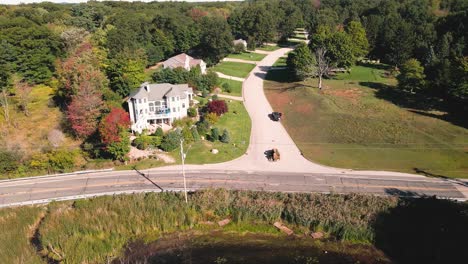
[162,53,207,74]
[233,39,248,48]
[128,82,194,133]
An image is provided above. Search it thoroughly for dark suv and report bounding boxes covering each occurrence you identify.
[270,112,282,121]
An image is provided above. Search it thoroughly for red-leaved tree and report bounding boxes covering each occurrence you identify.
[56,42,108,102]
[98,107,130,144]
[207,100,228,116]
[67,80,104,138]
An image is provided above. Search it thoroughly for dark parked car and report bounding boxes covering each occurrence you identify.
[271,112,282,121]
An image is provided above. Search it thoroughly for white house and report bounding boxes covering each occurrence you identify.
[127,82,194,133]
[233,39,247,49]
[162,53,207,74]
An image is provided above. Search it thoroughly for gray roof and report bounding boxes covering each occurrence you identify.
[129,83,193,101]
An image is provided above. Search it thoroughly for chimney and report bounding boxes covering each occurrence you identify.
[185,54,189,69]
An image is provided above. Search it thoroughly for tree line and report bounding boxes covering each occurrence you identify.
[0,0,466,174]
[287,0,467,113]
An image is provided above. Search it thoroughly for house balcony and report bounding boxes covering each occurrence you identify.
[147,108,171,119]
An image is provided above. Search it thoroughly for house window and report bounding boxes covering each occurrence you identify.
[155,101,161,107]
[177,97,179,101]
[138,99,142,104]
[149,103,154,112]
[171,97,175,102]
[173,107,176,112]
[182,103,185,108]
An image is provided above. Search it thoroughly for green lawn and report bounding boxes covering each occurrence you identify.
[172,100,251,164]
[212,61,255,78]
[264,66,468,178]
[227,51,266,61]
[256,45,280,52]
[273,56,287,67]
[293,34,307,40]
[218,78,243,96]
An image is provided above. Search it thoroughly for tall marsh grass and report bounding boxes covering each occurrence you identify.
[0,206,45,264]
[0,190,399,263]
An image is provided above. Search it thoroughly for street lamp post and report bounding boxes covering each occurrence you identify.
[180,138,188,203]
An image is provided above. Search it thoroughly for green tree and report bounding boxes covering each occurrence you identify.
[199,16,233,64]
[160,131,181,152]
[191,126,201,141]
[106,130,130,161]
[154,127,164,138]
[107,51,147,97]
[196,119,210,136]
[220,129,230,143]
[210,127,220,142]
[287,43,317,80]
[345,21,369,59]
[397,58,426,94]
[187,107,197,117]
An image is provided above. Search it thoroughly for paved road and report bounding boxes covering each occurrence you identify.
[0,170,464,207]
[0,47,466,208]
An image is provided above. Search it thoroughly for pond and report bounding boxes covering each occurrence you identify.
[115,231,391,264]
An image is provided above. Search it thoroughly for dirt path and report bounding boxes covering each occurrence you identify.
[215,72,245,82]
[222,58,258,64]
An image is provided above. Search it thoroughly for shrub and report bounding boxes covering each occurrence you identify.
[48,149,80,172]
[154,127,164,138]
[222,83,231,93]
[0,149,21,174]
[160,131,181,152]
[198,97,207,106]
[233,43,245,54]
[212,94,218,101]
[191,126,201,141]
[201,89,209,98]
[205,112,219,125]
[105,131,130,161]
[133,135,160,150]
[207,100,228,116]
[220,129,230,143]
[196,119,210,136]
[187,107,197,117]
[151,136,162,147]
[182,127,194,143]
[29,153,50,171]
[210,127,220,142]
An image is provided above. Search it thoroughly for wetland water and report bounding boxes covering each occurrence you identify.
[115,232,391,264]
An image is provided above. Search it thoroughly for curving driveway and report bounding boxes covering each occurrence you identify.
[0,48,466,207]
[163,48,431,177]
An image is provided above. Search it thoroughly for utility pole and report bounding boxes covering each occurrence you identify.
[180,138,188,203]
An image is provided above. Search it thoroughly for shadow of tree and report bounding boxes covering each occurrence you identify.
[359,82,468,129]
[413,168,468,187]
[384,188,422,198]
[373,196,468,264]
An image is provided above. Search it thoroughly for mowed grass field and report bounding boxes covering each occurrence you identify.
[218,78,243,96]
[264,65,468,178]
[256,45,280,52]
[227,51,266,61]
[212,61,255,78]
[172,100,251,164]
